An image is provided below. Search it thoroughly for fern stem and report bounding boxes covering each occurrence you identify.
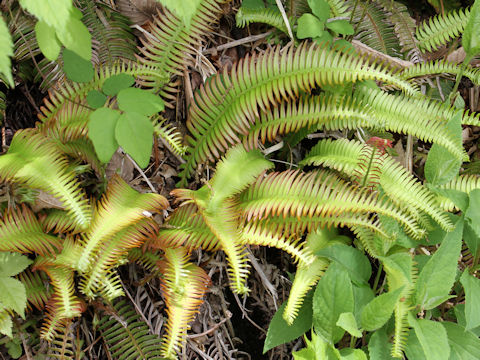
[361,146,376,187]
[450,54,474,103]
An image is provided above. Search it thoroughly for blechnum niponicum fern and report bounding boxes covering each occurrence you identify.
[2,0,480,359]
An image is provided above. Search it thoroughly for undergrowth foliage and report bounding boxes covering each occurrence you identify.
[1,0,480,359]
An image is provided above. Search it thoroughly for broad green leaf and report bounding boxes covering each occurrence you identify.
[360,286,404,331]
[62,48,94,83]
[115,112,154,168]
[241,0,264,10]
[0,309,12,338]
[352,284,374,324]
[408,314,450,360]
[315,30,333,44]
[19,0,72,32]
[297,14,324,39]
[6,340,22,358]
[0,253,32,277]
[156,0,202,27]
[0,277,27,318]
[465,189,480,261]
[86,90,107,109]
[88,108,120,163]
[405,331,427,360]
[313,262,354,344]
[443,322,480,360]
[339,348,367,360]
[454,304,480,336]
[293,331,341,360]
[336,312,361,337]
[57,15,92,60]
[264,292,313,353]
[308,0,330,22]
[34,21,61,61]
[117,88,164,116]
[415,218,463,310]
[368,328,395,360]
[102,74,135,96]
[326,20,354,35]
[317,243,371,285]
[463,0,480,58]
[424,111,463,186]
[0,16,14,87]
[459,271,480,330]
[463,222,480,264]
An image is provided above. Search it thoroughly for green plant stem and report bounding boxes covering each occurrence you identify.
[450,54,474,104]
[350,335,357,348]
[361,147,376,187]
[372,262,383,293]
[348,0,370,42]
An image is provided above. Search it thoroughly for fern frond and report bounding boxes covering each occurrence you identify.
[0,205,63,255]
[97,299,164,359]
[437,175,480,211]
[127,248,163,275]
[0,130,92,231]
[376,0,421,61]
[80,218,158,300]
[398,60,480,85]
[159,247,210,359]
[353,1,401,57]
[156,203,221,251]
[356,87,468,162]
[416,7,469,52]
[180,43,419,183]
[45,318,77,360]
[302,138,454,231]
[154,120,187,156]
[75,175,167,273]
[236,6,292,35]
[33,256,84,320]
[286,0,310,17]
[239,170,424,239]
[283,256,329,324]
[326,0,351,17]
[17,269,52,311]
[137,0,226,91]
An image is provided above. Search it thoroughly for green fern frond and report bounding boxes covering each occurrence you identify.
[356,87,468,162]
[0,205,63,255]
[239,170,424,239]
[41,209,85,234]
[376,0,421,61]
[97,299,164,359]
[75,175,167,273]
[286,0,310,17]
[159,247,210,359]
[236,6,292,35]
[80,218,158,300]
[416,7,469,52]
[326,0,351,17]
[437,175,480,211]
[0,130,92,231]
[283,256,329,324]
[127,248,163,275]
[398,60,480,85]
[33,256,84,320]
[353,1,401,57]
[154,120,187,156]
[137,0,226,91]
[17,269,52,311]
[301,138,454,231]
[180,43,419,183]
[45,318,77,360]
[156,203,221,251]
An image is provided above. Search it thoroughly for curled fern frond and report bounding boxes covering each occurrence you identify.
[301,138,454,231]
[180,43,419,183]
[97,299,164,359]
[239,170,424,239]
[75,175,167,273]
[236,6,292,35]
[0,205,63,255]
[416,7,470,52]
[159,247,211,359]
[0,130,92,231]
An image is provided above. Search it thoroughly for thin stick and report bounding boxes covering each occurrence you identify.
[233,293,267,334]
[275,0,294,40]
[203,32,273,55]
[351,40,413,68]
[126,153,157,193]
[187,312,232,339]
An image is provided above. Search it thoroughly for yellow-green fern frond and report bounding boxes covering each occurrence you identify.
[0,130,92,230]
[97,299,164,359]
[302,138,454,231]
[45,318,77,360]
[239,170,424,239]
[17,269,52,312]
[0,205,63,255]
[75,175,168,273]
[41,209,87,234]
[416,7,469,52]
[154,120,187,156]
[159,247,210,359]
[236,6,292,35]
[127,248,163,275]
[179,43,419,184]
[398,60,480,85]
[437,175,480,211]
